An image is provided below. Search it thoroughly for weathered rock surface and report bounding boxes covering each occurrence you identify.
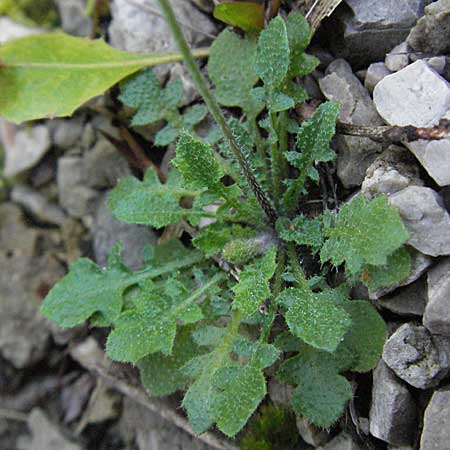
[11,184,67,226]
[93,193,157,270]
[48,117,85,150]
[317,432,363,450]
[378,278,426,316]
[1,122,52,178]
[0,17,42,43]
[362,145,423,200]
[389,186,450,256]
[57,157,98,218]
[55,0,92,37]
[407,0,450,55]
[420,387,450,450]
[423,257,450,336]
[369,361,417,446]
[374,60,450,186]
[382,323,450,388]
[365,62,392,93]
[296,416,328,447]
[328,0,431,67]
[385,42,410,72]
[0,204,65,368]
[319,59,384,187]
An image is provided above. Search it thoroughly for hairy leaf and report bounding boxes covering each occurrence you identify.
[208,29,261,115]
[138,327,206,396]
[213,2,264,32]
[277,287,351,352]
[106,273,223,363]
[232,247,277,317]
[320,195,409,274]
[108,169,205,228]
[0,33,207,123]
[276,215,324,253]
[254,16,290,89]
[361,247,412,292]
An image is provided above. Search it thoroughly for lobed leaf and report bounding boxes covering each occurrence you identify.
[276,215,324,253]
[320,195,409,274]
[0,33,207,123]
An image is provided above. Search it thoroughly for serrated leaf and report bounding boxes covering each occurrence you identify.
[173,131,223,191]
[108,169,205,228]
[320,195,410,274]
[182,104,208,128]
[208,29,261,115]
[0,33,207,123]
[361,247,412,292]
[340,300,387,372]
[106,273,224,363]
[154,123,179,146]
[283,101,340,211]
[232,247,277,316]
[277,347,352,428]
[270,92,295,112]
[213,2,265,32]
[255,16,290,89]
[277,287,351,352]
[285,12,312,76]
[138,326,206,396]
[276,215,324,253]
[119,70,183,126]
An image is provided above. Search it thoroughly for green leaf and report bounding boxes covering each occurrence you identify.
[283,101,340,211]
[173,131,223,191]
[232,247,277,317]
[0,32,207,123]
[320,195,410,274]
[182,104,208,128]
[276,215,324,253]
[361,247,412,293]
[277,287,351,352]
[106,273,224,363]
[40,244,130,328]
[119,70,183,126]
[255,16,290,89]
[277,348,352,428]
[208,29,261,114]
[108,169,205,228]
[138,326,206,396]
[340,300,387,372]
[213,2,265,32]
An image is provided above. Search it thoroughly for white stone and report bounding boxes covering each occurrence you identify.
[385,42,409,72]
[365,62,392,93]
[0,17,42,44]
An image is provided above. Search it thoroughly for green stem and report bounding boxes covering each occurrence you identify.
[157,0,277,226]
[286,242,308,289]
[249,116,270,181]
[277,111,289,185]
[269,112,282,209]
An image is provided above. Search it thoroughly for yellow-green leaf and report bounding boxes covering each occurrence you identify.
[213,2,265,33]
[0,32,209,123]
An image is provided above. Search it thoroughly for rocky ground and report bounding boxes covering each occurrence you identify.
[1,0,450,449]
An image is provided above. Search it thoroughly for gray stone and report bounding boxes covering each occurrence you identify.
[420,387,450,450]
[328,0,431,67]
[1,122,52,178]
[49,117,85,150]
[362,145,423,200]
[109,0,216,77]
[385,42,410,72]
[11,184,67,226]
[0,17,42,43]
[19,408,82,450]
[424,257,450,336]
[373,60,450,186]
[317,432,363,450]
[55,0,92,37]
[365,62,392,93]
[119,397,211,450]
[168,64,199,107]
[0,204,65,368]
[426,56,448,74]
[93,193,157,271]
[382,323,450,388]
[408,0,450,55]
[369,360,418,446]
[319,59,384,187]
[267,378,294,407]
[389,186,450,256]
[84,139,131,189]
[296,416,328,447]
[378,278,426,316]
[57,157,98,218]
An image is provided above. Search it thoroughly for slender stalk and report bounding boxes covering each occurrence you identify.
[157,0,277,226]
[269,112,282,209]
[277,110,289,184]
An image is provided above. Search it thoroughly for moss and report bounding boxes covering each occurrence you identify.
[241,404,299,450]
[0,0,58,27]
